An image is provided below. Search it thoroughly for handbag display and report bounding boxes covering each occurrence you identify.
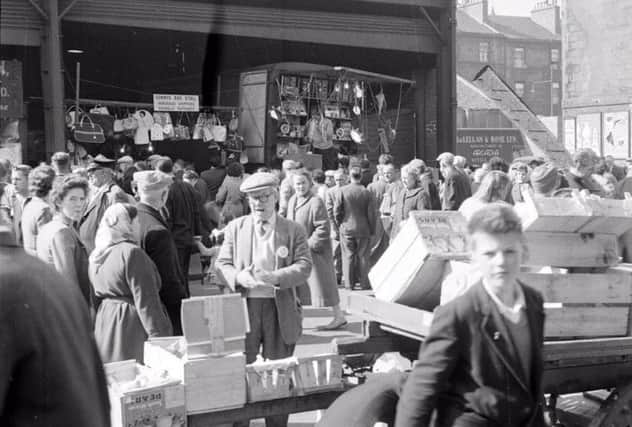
[122,114,138,131]
[153,112,175,138]
[88,113,115,138]
[150,123,164,141]
[192,112,206,140]
[89,104,110,115]
[73,114,105,144]
[113,116,124,133]
[65,105,84,128]
[133,109,154,129]
[134,127,150,145]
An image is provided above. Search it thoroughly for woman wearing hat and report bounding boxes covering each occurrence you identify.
[286,170,346,330]
[89,203,172,363]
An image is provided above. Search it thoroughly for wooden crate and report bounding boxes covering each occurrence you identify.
[515,192,632,235]
[245,358,297,402]
[369,211,469,310]
[144,337,246,414]
[524,232,619,267]
[181,294,249,357]
[294,354,344,395]
[104,360,187,427]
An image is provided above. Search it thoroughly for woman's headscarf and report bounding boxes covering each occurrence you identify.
[89,203,137,271]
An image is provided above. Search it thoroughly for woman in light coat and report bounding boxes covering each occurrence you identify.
[21,165,55,255]
[89,203,172,363]
[390,166,431,241]
[286,170,346,330]
[37,175,92,309]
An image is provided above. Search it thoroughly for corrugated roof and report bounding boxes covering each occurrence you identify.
[487,15,559,40]
[457,74,499,110]
[456,10,498,34]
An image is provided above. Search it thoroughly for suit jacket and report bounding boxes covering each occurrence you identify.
[334,182,377,238]
[395,281,546,427]
[441,169,472,211]
[166,179,201,249]
[216,214,312,345]
[391,187,431,238]
[200,167,226,202]
[79,182,134,254]
[137,203,189,304]
[420,171,441,210]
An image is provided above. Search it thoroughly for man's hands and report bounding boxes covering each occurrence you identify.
[237,265,279,288]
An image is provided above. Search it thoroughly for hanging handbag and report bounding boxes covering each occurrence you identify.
[228,111,239,132]
[150,123,164,141]
[73,114,105,144]
[122,114,138,131]
[211,115,227,142]
[134,109,154,128]
[192,113,206,140]
[113,115,124,133]
[153,112,175,138]
[65,105,84,128]
[89,104,110,115]
[174,113,190,140]
[88,113,115,138]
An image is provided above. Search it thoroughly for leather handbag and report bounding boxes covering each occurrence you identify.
[89,104,110,115]
[122,114,138,131]
[65,105,84,128]
[150,123,164,141]
[73,114,105,144]
[134,109,154,129]
[192,112,206,140]
[113,116,124,133]
[88,113,115,138]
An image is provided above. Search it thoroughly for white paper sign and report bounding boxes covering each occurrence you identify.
[153,94,199,112]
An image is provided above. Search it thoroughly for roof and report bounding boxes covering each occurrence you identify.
[457,74,499,110]
[456,10,498,35]
[487,15,559,40]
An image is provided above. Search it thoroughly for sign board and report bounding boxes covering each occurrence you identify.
[456,128,528,167]
[576,113,601,154]
[153,94,199,112]
[0,60,23,119]
[602,111,630,158]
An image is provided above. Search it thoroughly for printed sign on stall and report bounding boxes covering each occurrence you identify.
[602,111,629,158]
[153,94,199,112]
[456,128,528,167]
[0,60,23,119]
[576,113,601,154]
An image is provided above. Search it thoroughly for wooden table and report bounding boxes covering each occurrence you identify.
[188,388,348,426]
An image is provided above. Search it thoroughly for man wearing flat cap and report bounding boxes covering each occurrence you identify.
[79,155,134,254]
[135,170,189,335]
[217,172,312,427]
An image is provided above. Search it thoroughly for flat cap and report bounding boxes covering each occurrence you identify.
[240,172,279,193]
[133,170,172,192]
[117,155,134,164]
[87,154,116,171]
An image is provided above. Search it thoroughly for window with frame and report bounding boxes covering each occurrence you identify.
[479,42,489,62]
[551,48,560,63]
[551,82,560,105]
[513,47,526,68]
[515,82,525,97]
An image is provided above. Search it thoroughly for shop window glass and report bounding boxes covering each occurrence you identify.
[551,48,560,63]
[479,42,489,62]
[515,82,525,97]
[552,82,560,105]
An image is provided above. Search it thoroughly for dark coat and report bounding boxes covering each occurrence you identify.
[200,167,226,201]
[79,182,134,254]
[334,182,377,238]
[216,214,312,345]
[137,202,189,304]
[395,281,546,427]
[420,171,441,210]
[441,168,472,211]
[166,179,201,249]
[0,231,110,427]
[391,186,431,239]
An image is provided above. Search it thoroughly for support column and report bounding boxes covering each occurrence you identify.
[437,1,456,154]
[40,0,66,157]
[413,69,426,160]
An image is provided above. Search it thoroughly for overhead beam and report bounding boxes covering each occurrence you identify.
[27,0,49,20]
[59,0,81,19]
[419,6,444,44]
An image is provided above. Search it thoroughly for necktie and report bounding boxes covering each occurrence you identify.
[257,220,267,237]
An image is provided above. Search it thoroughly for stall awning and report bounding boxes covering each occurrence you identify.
[1,0,42,46]
[62,0,440,54]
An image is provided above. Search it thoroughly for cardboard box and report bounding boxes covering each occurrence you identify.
[181,294,249,357]
[144,338,246,414]
[294,354,344,395]
[369,211,469,310]
[105,360,186,427]
[245,358,297,402]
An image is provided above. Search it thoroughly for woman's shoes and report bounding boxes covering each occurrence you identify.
[316,318,348,331]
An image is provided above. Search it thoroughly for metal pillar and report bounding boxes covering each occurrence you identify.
[437,0,456,154]
[40,0,66,157]
[413,69,426,160]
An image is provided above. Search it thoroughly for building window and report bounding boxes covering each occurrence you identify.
[551,48,560,63]
[479,42,489,62]
[552,82,560,105]
[513,47,526,68]
[515,82,525,97]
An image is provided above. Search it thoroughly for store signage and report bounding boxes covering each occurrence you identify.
[153,94,199,112]
[0,60,24,119]
[456,128,527,167]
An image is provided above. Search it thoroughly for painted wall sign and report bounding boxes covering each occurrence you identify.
[456,128,527,167]
[0,60,23,119]
[153,94,199,112]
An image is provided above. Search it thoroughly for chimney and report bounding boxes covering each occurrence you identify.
[458,0,488,23]
[531,0,561,35]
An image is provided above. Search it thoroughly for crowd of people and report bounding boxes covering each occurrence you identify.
[1,145,630,426]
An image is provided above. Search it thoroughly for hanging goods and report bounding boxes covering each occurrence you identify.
[211,116,227,142]
[113,115,124,133]
[133,109,154,129]
[65,105,84,128]
[150,123,164,141]
[174,113,190,140]
[228,111,239,132]
[89,104,110,115]
[153,112,175,138]
[122,113,138,131]
[192,112,206,140]
[73,114,105,144]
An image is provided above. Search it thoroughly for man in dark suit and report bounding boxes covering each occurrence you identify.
[156,157,201,296]
[334,166,377,290]
[79,155,134,254]
[217,172,312,427]
[395,204,546,427]
[135,170,189,335]
[0,213,110,427]
[437,152,471,211]
[200,154,226,202]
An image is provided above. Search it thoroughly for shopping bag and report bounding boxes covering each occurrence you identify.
[89,104,110,115]
[134,127,150,145]
[65,105,84,128]
[73,114,105,144]
[133,109,154,128]
[150,123,164,141]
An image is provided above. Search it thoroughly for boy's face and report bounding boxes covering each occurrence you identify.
[470,231,524,290]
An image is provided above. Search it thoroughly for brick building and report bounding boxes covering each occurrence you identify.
[456,0,562,117]
[562,0,632,159]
